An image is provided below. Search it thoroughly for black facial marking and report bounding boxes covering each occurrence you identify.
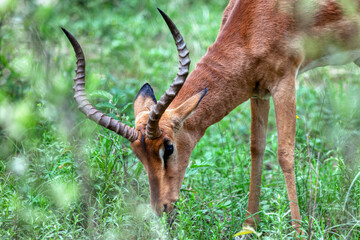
[141,133,145,143]
[141,133,146,150]
[135,83,157,104]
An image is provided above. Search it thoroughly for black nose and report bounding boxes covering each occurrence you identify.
[163,204,168,212]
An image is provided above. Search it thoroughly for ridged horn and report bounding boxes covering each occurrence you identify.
[146,8,191,139]
[61,27,139,142]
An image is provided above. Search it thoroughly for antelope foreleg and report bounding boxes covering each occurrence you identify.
[245,98,270,228]
[271,73,303,236]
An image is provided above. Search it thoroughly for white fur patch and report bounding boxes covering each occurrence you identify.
[159,148,164,169]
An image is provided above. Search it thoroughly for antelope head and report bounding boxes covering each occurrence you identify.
[62,9,207,216]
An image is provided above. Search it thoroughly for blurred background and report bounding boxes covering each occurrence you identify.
[0,0,359,239]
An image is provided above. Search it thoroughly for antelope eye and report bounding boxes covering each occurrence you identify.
[163,143,174,161]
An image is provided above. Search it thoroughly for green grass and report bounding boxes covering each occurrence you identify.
[1,0,360,239]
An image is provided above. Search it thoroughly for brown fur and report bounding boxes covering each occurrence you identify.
[129,0,360,236]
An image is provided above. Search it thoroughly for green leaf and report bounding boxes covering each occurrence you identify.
[107,113,117,119]
[120,102,132,113]
[132,162,144,179]
[90,90,113,101]
[95,102,116,109]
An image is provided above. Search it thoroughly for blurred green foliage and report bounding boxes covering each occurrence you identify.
[0,0,359,239]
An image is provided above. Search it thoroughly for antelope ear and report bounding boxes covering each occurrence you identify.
[134,83,157,117]
[170,88,208,128]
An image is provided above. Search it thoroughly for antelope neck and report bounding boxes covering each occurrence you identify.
[169,50,254,142]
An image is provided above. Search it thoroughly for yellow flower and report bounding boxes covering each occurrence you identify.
[233,226,261,237]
